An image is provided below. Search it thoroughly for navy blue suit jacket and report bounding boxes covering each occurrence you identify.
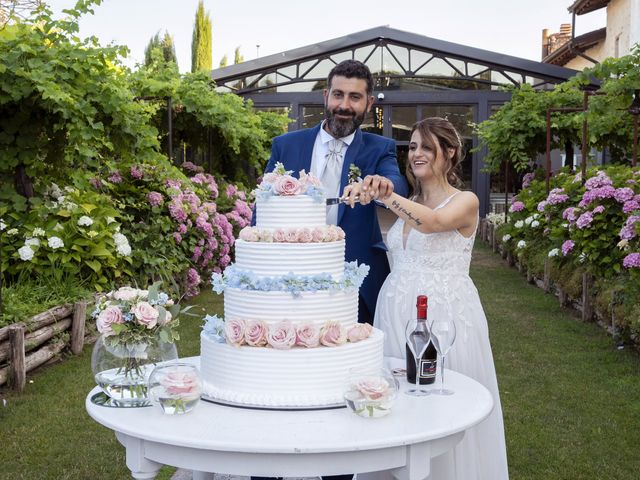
[263,124,409,324]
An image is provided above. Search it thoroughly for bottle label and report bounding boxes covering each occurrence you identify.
[419,359,437,379]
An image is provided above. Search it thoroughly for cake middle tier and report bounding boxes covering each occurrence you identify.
[234,239,345,278]
[224,288,358,328]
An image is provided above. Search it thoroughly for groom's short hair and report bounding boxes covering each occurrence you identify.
[327,60,374,96]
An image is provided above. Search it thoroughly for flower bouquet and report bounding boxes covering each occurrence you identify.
[91,283,189,406]
[344,368,398,418]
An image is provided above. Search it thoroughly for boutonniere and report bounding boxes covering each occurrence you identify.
[348,164,362,185]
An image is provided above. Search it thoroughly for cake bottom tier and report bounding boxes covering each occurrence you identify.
[200,329,384,408]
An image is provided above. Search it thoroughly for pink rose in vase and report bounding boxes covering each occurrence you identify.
[245,320,268,347]
[162,371,200,397]
[224,319,246,347]
[347,323,372,343]
[296,323,320,348]
[356,376,391,401]
[274,175,302,196]
[320,320,347,347]
[96,306,124,336]
[132,301,159,329]
[112,286,141,301]
[267,320,296,349]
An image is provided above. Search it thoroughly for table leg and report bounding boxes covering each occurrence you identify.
[192,471,215,480]
[118,433,163,480]
[390,443,431,480]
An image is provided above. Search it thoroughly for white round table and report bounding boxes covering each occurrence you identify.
[86,357,493,480]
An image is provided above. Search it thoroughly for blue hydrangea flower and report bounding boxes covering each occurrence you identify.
[202,314,225,342]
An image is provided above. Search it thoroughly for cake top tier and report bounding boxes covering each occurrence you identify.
[254,162,328,229]
[254,162,325,202]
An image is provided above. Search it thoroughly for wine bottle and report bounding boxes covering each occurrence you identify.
[406,295,437,385]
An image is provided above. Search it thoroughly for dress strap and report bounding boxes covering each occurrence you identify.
[434,191,460,210]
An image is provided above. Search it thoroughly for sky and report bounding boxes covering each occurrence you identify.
[46,0,607,72]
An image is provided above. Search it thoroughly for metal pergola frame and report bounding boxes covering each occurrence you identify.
[210,26,588,216]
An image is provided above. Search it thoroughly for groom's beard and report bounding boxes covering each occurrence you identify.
[325,106,365,138]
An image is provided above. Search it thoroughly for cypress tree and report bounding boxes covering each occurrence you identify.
[219,54,228,68]
[234,46,243,65]
[144,30,178,68]
[191,0,212,72]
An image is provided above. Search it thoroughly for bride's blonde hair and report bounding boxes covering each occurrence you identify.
[406,117,464,199]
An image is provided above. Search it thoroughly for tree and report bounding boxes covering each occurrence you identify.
[144,30,178,68]
[191,0,211,73]
[219,54,228,68]
[234,46,243,65]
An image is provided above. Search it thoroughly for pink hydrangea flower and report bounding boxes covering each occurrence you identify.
[622,253,640,269]
[509,201,525,213]
[562,240,575,256]
[147,191,163,207]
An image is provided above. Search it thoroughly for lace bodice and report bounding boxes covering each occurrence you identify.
[386,195,477,276]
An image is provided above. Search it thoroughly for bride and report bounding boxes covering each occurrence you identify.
[343,117,509,480]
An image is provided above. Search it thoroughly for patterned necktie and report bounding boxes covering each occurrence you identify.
[322,138,345,196]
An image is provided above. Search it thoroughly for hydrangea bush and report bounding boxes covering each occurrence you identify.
[496,165,640,339]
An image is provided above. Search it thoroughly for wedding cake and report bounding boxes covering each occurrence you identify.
[200,164,384,408]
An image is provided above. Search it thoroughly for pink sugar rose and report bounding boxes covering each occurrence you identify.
[284,228,299,243]
[312,228,325,242]
[162,372,200,396]
[96,306,124,336]
[327,225,343,241]
[273,229,287,242]
[295,323,320,348]
[262,172,278,184]
[224,318,246,347]
[245,320,268,347]
[347,323,373,343]
[299,170,322,187]
[356,376,390,401]
[320,320,347,347]
[297,227,313,243]
[274,175,302,196]
[267,320,297,349]
[132,301,159,329]
[258,229,274,242]
[239,227,259,242]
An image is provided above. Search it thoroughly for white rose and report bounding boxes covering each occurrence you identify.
[18,245,35,261]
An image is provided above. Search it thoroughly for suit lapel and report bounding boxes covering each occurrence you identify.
[338,129,363,224]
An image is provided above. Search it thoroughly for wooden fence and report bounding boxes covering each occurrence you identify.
[0,301,91,391]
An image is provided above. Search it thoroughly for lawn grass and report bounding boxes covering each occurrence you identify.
[1,244,639,479]
[471,242,640,479]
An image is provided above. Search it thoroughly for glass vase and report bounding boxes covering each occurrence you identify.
[148,363,202,415]
[344,367,398,418]
[91,334,178,407]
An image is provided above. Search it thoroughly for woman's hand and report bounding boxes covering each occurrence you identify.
[341,175,394,208]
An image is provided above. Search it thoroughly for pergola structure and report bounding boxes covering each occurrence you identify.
[211,26,582,215]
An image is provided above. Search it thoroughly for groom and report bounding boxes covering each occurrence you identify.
[262,59,408,326]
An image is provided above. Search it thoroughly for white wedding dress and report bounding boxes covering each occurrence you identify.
[373,194,509,480]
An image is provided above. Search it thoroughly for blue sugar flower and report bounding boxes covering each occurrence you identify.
[203,314,225,342]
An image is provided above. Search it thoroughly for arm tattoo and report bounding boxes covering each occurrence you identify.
[391,200,423,226]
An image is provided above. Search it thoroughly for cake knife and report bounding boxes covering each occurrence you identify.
[325,196,359,205]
